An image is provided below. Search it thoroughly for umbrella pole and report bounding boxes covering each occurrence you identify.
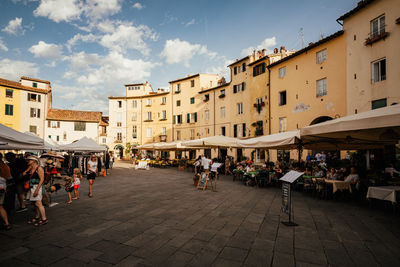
[297,142,303,166]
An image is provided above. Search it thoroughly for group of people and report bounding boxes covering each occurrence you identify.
[0,152,108,231]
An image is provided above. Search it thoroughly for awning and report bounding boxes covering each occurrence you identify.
[60,137,106,152]
[0,123,45,150]
[237,130,301,149]
[181,135,240,148]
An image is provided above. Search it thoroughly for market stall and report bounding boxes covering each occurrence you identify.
[0,123,45,150]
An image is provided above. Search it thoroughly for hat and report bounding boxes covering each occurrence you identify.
[26,155,40,165]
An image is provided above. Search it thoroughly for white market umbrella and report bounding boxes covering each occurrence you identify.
[181,135,240,148]
[237,130,301,149]
[60,137,106,152]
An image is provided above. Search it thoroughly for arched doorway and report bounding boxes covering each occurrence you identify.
[114,144,124,159]
[310,116,333,125]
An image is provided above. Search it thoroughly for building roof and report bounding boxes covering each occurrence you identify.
[337,0,375,21]
[125,83,144,87]
[198,82,231,94]
[0,77,50,94]
[169,74,200,84]
[108,91,170,100]
[46,109,102,123]
[268,30,344,69]
[248,55,269,67]
[20,76,51,84]
[227,56,249,67]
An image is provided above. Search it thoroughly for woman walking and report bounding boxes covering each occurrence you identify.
[26,156,47,226]
[87,155,98,198]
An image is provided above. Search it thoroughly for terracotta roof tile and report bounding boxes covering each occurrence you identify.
[0,77,50,94]
[47,109,102,123]
[20,76,51,84]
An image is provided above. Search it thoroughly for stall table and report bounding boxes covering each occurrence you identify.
[367,186,400,203]
[325,180,352,193]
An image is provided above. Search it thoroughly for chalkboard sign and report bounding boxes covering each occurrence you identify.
[197,172,208,190]
[281,182,291,214]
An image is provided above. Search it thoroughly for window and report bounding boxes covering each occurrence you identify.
[132,126,137,138]
[191,80,195,87]
[56,136,59,141]
[316,49,327,64]
[372,98,387,110]
[74,122,86,131]
[221,107,225,118]
[30,108,41,118]
[5,89,13,98]
[50,121,60,128]
[32,82,37,88]
[221,126,226,136]
[132,112,137,121]
[161,110,166,119]
[102,138,106,143]
[233,82,245,93]
[279,117,287,133]
[176,100,181,107]
[118,101,122,108]
[205,110,210,121]
[220,89,225,96]
[242,123,246,137]
[256,97,263,105]
[176,84,181,91]
[190,112,197,123]
[233,124,238,137]
[5,104,13,115]
[161,97,166,104]
[146,128,152,138]
[146,112,152,121]
[117,132,122,141]
[279,67,286,78]
[146,99,152,106]
[29,125,37,134]
[190,129,195,140]
[190,97,195,104]
[27,93,41,102]
[237,103,243,114]
[371,15,385,38]
[234,66,237,75]
[316,78,327,97]
[117,122,122,127]
[132,100,137,108]
[253,62,266,76]
[162,127,166,135]
[177,114,182,124]
[176,130,181,140]
[63,132,67,140]
[372,58,386,83]
[279,91,287,106]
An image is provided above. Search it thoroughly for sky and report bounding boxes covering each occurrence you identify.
[0,0,358,114]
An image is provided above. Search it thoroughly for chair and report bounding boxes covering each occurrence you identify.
[256,171,269,188]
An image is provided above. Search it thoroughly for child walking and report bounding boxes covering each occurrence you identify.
[64,176,74,204]
[72,168,81,200]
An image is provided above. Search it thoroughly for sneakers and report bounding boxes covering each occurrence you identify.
[16,207,28,213]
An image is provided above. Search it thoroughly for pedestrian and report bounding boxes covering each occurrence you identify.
[72,168,82,200]
[64,176,74,204]
[225,156,232,175]
[109,152,114,169]
[0,153,12,230]
[105,152,110,175]
[87,155,98,198]
[26,156,47,227]
[5,152,28,213]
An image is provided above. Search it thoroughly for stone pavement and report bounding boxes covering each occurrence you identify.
[1,161,400,267]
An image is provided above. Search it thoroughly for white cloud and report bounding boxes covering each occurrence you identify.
[66,33,99,52]
[85,0,122,21]
[0,38,8,51]
[29,41,63,60]
[99,22,158,55]
[34,0,83,23]
[96,19,116,33]
[206,58,233,80]
[132,2,144,10]
[0,58,39,80]
[184,19,195,27]
[160,38,216,67]
[240,36,277,57]
[67,51,102,69]
[2,17,24,35]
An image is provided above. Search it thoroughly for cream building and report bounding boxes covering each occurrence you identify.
[337,0,400,114]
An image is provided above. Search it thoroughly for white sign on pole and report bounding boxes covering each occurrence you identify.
[279,170,304,184]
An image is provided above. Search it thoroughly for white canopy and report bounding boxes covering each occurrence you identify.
[300,105,400,149]
[181,135,240,148]
[155,140,190,151]
[60,137,106,152]
[237,130,301,149]
[137,142,164,150]
[0,123,45,150]
[24,132,59,151]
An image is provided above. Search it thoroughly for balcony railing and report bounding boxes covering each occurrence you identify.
[218,94,225,98]
[253,102,265,113]
[365,30,389,46]
[175,90,181,94]
[159,135,167,142]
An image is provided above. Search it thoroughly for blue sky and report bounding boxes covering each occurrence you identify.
[0,0,358,114]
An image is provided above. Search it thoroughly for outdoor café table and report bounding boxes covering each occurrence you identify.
[244,171,260,186]
[367,186,400,203]
[324,179,352,193]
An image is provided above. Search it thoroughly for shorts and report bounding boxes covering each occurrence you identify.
[0,189,5,205]
[87,172,96,180]
[74,184,80,189]
[27,185,42,202]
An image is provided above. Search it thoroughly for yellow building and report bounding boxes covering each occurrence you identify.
[337,0,400,114]
[268,31,347,160]
[0,78,21,130]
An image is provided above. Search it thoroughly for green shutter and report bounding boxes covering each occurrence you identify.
[187,113,190,123]
[253,67,256,76]
[242,82,245,91]
[173,115,176,124]
[194,112,197,122]
[38,95,41,102]
[233,85,237,93]
[242,63,246,71]
[262,63,266,73]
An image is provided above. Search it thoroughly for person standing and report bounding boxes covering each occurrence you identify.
[225,156,232,175]
[109,152,114,169]
[26,156,47,227]
[5,153,28,213]
[87,155,98,198]
[0,153,12,230]
[105,152,110,175]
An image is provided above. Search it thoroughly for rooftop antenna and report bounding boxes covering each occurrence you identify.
[299,28,305,48]
[319,30,324,40]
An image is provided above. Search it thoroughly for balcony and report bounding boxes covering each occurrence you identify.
[159,118,167,121]
[218,94,225,98]
[114,139,122,143]
[203,96,210,102]
[175,90,181,94]
[159,135,167,142]
[144,119,153,122]
[253,102,265,113]
[365,30,389,46]
[160,102,166,105]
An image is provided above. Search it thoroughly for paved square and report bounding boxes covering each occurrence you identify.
[1,161,400,266]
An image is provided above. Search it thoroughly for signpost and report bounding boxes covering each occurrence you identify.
[280,170,303,227]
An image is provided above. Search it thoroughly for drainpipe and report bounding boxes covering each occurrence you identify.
[140,99,143,145]
[171,87,174,141]
[268,68,271,135]
[213,89,216,135]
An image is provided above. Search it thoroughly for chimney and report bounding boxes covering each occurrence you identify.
[309,42,313,46]
[280,46,285,52]
[258,50,262,59]
[273,48,278,54]
[262,49,266,56]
